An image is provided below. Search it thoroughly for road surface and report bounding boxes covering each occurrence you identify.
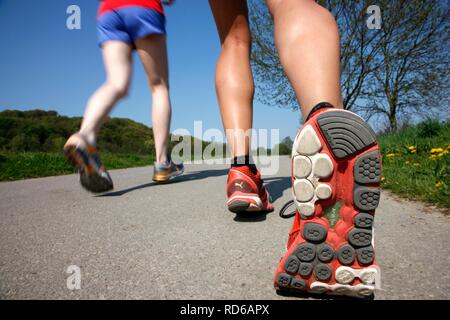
[0,156,449,299]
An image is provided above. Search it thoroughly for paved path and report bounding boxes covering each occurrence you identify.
[0,157,449,299]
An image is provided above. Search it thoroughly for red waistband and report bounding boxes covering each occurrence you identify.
[98,0,164,16]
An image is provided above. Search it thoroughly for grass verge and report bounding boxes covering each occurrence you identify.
[0,152,155,182]
[378,120,449,209]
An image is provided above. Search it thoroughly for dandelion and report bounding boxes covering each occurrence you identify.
[435,181,443,188]
[381,177,386,182]
[385,153,401,158]
[431,149,448,159]
[408,146,417,153]
[430,148,444,154]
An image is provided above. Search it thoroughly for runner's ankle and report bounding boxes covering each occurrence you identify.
[231,156,257,175]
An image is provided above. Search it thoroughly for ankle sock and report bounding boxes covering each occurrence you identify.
[231,156,258,175]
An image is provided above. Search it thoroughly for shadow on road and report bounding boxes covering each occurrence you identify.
[96,168,228,197]
[232,176,291,223]
[233,211,270,223]
[264,176,291,203]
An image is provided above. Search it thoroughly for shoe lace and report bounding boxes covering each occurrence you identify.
[279,200,296,219]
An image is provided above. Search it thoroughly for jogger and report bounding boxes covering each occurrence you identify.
[209,0,381,298]
[64,0,183,193]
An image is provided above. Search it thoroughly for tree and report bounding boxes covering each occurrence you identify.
[358,0,449,131]
[273,136,294,156]
[251,0,383,112]
[9,134,40,152]
[250,0,449,131]
[43,135,66,152]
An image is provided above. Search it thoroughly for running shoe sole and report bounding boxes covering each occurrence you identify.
[227,194,265,213]
[64,145,113,193]
[152,168,184,183]
[274,109,381,298]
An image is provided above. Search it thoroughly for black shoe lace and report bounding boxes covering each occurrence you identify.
[279,200,296,219]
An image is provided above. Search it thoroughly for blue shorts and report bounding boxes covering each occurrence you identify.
[97,7,166,46]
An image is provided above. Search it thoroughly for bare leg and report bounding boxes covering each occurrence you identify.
[135,35,171,164]
[79,41,133,144]
[266,0,343,119]
[209,0,253,158]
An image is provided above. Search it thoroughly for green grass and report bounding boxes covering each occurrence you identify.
[0,152,155,182]
[378,119,450,209]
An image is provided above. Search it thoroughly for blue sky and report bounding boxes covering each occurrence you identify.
[0,0,300,144]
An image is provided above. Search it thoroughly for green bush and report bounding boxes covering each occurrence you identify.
[9,133,41,152]
[0,109,227,181]
[417,118,442,138]
[0,109,154,155]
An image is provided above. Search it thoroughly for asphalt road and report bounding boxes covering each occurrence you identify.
[0,156,449,300]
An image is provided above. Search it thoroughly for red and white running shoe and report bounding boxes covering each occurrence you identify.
[274,104,381,298]
[226,166,274,213]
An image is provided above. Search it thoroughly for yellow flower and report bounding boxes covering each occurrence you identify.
[407,146,417,154]
[404,161,410,165]
[432,150,449,158]
[435,181,443,188]
[430,148,444,154]
[381,177,386,182]
[386,153,401,158]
